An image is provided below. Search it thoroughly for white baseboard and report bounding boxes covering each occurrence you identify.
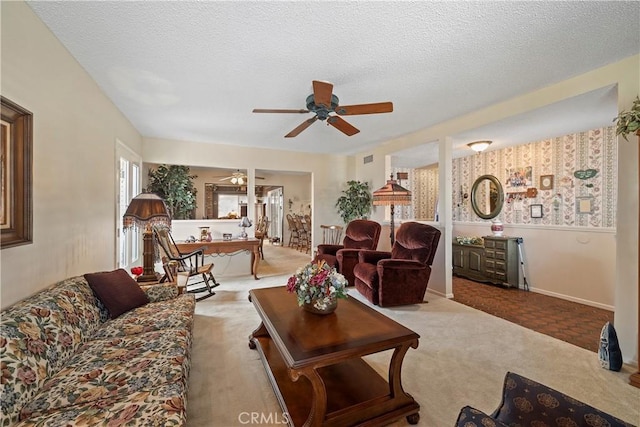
[525,286,614,311]
[427,288,453,299]
[428,283,613,311]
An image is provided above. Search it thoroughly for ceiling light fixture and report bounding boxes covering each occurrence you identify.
[467,140,492,152]
[230,177,244,185]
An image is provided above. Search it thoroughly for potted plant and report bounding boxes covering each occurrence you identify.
[146,164,197,219]
[613,95,640,140]
[335,180,372,224]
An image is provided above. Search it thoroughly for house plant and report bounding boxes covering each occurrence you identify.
[286,260,348,314]
[613,95,640,140]
[146,164,197,219]
[335,180,372,224]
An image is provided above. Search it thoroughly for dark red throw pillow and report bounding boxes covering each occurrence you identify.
[84,269,150,319]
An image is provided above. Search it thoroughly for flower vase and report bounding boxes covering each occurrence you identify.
[491,219,504,236]
[303,297,337,315]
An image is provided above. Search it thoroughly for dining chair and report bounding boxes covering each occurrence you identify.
[321,224,344,245]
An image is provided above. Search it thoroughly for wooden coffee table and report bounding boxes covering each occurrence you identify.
[248,286,420,426]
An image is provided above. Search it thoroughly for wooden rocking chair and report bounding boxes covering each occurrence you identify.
[153,226,220,301]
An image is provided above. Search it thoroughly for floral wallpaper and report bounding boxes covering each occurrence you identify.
[457,126,617,227]
[400,126,617,228]
[411,167,439,220]
[388,167,436,222]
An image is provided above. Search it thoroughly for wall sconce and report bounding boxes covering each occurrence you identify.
[467,140,492,152]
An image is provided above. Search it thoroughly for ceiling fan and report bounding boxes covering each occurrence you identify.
[217,170,264,185]
[253,80,393,137]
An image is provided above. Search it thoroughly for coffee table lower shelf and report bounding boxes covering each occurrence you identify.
[251,336,420,427]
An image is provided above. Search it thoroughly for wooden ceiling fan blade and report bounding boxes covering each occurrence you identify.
[327,116,360,136]
[285,116,318,138]
[253,108,309,114]
[335,102,393,115]
[312,80,333,108]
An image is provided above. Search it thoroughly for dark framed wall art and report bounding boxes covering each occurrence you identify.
[539,175,554,190]
[530,204,543,218]
[1,96,33,249]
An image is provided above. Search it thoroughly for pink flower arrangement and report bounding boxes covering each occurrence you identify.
[286,260,348,310]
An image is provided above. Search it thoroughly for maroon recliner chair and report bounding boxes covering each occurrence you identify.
[353,222,441,307]
[315,219,381,286]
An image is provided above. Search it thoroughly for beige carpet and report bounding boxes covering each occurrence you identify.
[187,243,640,427]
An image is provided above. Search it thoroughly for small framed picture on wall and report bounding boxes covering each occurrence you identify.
[530,204,543,218]
[539,175,554,190]
[576,196,594,214]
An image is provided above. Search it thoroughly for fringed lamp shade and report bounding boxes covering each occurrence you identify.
[122,193,171,231]
[122,193,171,282]
[373,175,412,246]
[372,179,412,206]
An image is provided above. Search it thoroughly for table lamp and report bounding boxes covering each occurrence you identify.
[238,216,253,240]
[372,173,412,246]
[123,192,171,282]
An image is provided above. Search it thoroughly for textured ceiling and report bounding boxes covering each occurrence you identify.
[27,1,639,167]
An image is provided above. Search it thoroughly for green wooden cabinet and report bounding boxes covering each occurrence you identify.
[453,236,520,288]
[452,243,485,283]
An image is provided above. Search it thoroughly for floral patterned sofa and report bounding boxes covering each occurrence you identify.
[1,272,195,426]
[455,371,635,427]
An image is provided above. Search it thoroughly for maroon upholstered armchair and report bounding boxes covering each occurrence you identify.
[315,219,381,286]
[353,222,441,307]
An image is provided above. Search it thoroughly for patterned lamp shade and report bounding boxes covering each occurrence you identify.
[122,193,170,282]
[373,174,411,246]
[372,175,412,206]
[123,193,171,230]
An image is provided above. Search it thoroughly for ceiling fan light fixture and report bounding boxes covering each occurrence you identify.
[253,80,393,138]
[468,140,492,152]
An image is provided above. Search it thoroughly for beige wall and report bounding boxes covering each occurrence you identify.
[1,2,142,308]
[453,224,616,308]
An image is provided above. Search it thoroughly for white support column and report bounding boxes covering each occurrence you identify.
[439,136,454,298]
[247,168,256,236]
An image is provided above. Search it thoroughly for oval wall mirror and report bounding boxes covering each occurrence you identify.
[470,174,504,220]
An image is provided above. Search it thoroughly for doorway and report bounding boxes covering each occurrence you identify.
[265,187,284,243]
[115,140,141,271]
